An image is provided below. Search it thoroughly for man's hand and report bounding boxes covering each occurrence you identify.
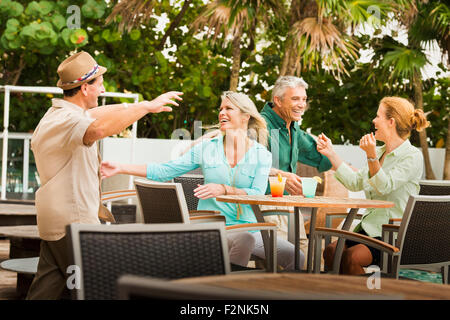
[193,183,225,200]
[281,171,303,195]
[141,91,183,113]
[100,161,121,179]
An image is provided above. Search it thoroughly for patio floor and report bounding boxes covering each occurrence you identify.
[0,239,20,300]
[0,237,444,300]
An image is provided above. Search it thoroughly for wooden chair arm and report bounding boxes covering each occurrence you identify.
[226,222,277,233]
[382,224,400,232]
[189,210,221,216]
[189,215,226,224]
[101,189,136,196]
[101,191,136,202]
[315,227,399,254]
[388,218,402,225]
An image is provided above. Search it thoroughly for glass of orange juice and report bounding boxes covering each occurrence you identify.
[269,174,287,197]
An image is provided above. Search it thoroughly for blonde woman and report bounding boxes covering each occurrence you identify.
[316,96,429,275]
[101,91,302,270]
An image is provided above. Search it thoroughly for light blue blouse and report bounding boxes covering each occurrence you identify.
[146,136,272,226]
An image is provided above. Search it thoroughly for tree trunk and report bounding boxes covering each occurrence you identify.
[413,71,436,180]
[156,0,191,51]
[280,0,317,76]
[12,57,25,85]
[280,48,290,76]
[280,0,301,76]
[444,119,450,180]
[280,41,296,76]
[229,27,242,91]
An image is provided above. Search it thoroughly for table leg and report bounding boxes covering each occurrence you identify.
[294,207,300,270]
[307,207,318,273]
[331,208,359,274]
[250,204,272,271]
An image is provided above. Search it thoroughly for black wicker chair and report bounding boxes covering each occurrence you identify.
[134,180,190,224]
[174,175,205,212]
[66,222,230,300]
[133,178,278,272]
[313,195,450,284]
[419,180,450,196]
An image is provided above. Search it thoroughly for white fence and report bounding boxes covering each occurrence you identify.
[101,137,446,192]
[0,85,140,200]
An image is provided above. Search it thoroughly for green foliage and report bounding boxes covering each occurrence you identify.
[0,0,24,17]
[0,0,448,147]
[422,77,450,147]
[81,0,106,19]
[0,0,91,53]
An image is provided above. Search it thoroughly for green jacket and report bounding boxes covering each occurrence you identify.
[260,102,332,194]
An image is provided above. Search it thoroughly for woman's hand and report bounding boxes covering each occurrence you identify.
[194,183,225,199]
[316,133,334,158]
[100,161,122,179]
[359,133,377,159]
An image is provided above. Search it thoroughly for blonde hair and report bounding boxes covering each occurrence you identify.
[220,91,268,146]
[380,96,430,139]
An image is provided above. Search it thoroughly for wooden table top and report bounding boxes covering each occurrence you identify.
[175,273,450,300]
[216,195,394,209]
[0,204,36,215]
[0,225,39,239]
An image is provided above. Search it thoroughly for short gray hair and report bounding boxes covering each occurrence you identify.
[271,76,308,101]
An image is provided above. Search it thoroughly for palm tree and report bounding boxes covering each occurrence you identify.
[280,0,392,78]
[105,0,156,33]
[407,1,449,179]
[106,0,193,50]
[191,0,285,91]
[371,0,449,179]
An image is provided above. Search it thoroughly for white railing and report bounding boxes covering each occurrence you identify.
[0,132,33,193]
[0,85,140,200]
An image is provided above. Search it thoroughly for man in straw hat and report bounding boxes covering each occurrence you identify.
[27,51,182,299]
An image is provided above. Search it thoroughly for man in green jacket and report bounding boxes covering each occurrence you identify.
[260,76,332,262]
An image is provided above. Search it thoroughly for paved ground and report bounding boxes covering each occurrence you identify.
[0,239,20,300]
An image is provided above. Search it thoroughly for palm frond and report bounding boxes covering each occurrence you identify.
[407,1,449,66]
[319,0,393,27]
[191,0,286,44]
[289,16,360,77]
[371,36,429,83]
[106,0,156,33]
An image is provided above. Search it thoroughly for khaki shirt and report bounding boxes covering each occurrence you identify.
[31,98,100,241]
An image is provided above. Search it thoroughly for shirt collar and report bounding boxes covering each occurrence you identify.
[262,102,297,131]
[377,139,412,158]
[391,139,412,156]
[52,98,85,113]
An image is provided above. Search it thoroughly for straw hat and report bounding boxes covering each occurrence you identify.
[56,51,107,90]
